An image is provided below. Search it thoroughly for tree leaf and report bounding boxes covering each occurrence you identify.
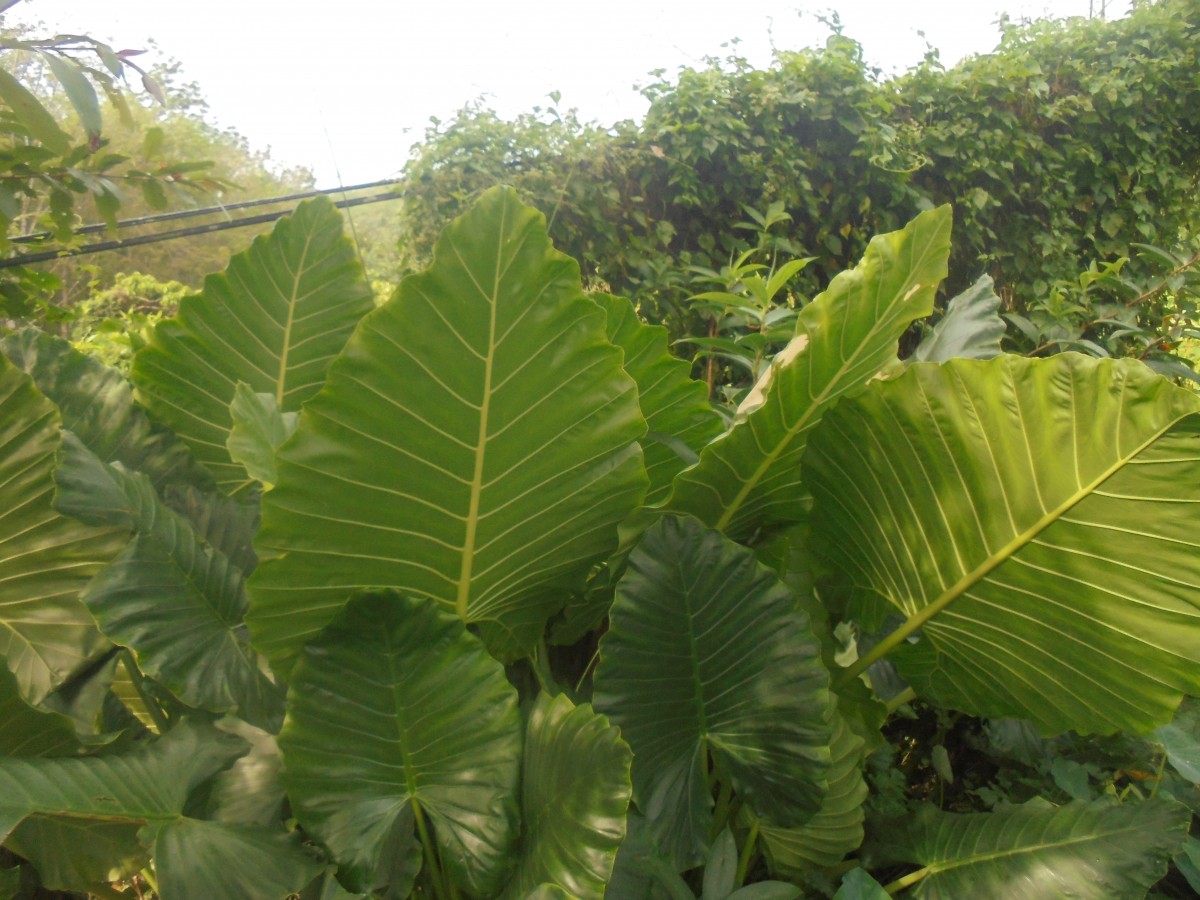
[225,382,297,487]
[866,798,1189,898]
[751,707,868,877]
[808,354,1200,735]
[502,693,631,898]
[1,328,211,492]
[593,516,831,870]
[0,355,125,704]
[279,591,520,896]
[131,196,374,493]
[148,818,324,900]
[667,205,951,539]
[593,292,723,507]
[55,435,283,731]
[0,68,71,155]
[248,186,646,671]
[0,719,247,842]
[41,53,101,140]
[911,274,1006,363]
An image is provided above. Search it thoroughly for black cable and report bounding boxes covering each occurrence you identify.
[10,177,403,244]
[0,191,400,268]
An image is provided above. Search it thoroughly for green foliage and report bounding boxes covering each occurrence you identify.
[397,0,1200,361]
[1,188,1198,898]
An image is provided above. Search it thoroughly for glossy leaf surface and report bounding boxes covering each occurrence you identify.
[753,708,868,876]
[132,197,374,492]
[503,693,631,898]
[249,187,646,669]
[667,206,951,538]
[279,591,520,895]
[594,516,831,869]
[808,355,1200,734]
[911,274,1005,363]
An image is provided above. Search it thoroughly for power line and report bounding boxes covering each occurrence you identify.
[10,177,403,245]
[0,191,400,269]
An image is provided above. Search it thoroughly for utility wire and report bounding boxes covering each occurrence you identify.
[10,177,403,244]
[0,191,400,269]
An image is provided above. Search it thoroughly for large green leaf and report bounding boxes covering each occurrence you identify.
[5,817,144,894]
[248,187,646,670]
[55,435,283,731]
[1,328,211,491]
[0,662,79,758]
[503,693,632,898]
[751,707,868,877]
[279,591,520,896]
[593,292,723,507]
[131,197,374,492]
[666,206,951,539]
[910,274,1005,363]
[0,356,125,704]
[593,516,831,870]
[807,354,1200,735]
[866,797,1189,898]
[147,818,323,900]
[0,719,247,842]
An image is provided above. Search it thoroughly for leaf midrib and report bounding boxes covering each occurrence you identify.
[456,202,507,620]
[839,388,1182,686]
[713,280,927,533]
[274,228,316,406]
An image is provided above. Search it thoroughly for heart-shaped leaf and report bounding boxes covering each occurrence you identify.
[248,187,646,670]
[809,355,1200,734]
[132,197,374,493]
[502,692,631,898]
[279,591,520,896]
[594,516,831,870]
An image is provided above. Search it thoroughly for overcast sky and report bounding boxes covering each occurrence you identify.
[10,0,1130,187]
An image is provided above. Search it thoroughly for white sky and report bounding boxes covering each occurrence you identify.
[11,0,1130,187]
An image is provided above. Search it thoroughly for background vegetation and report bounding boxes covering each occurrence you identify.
[0,2,1198,896]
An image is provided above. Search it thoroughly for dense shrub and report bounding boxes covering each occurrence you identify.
[398,0,1200,333]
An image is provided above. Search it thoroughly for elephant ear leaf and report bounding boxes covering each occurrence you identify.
[667,205,951,540]
[593,292,723,507]
[910,274,1005,363]
[809,354,1200,735]
[0,719,247,844]
[0,355,126,705]
[54,435,284,732]
[131,196,374,494]
[502,693,632,898]
[866,798,1189,898]
[279,591,520,897]
[247,186,647,671]
[594,516,832,870]
[1,328,211,491]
